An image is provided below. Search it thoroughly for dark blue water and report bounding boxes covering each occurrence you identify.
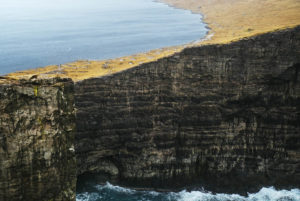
[0,0,207,75]
[76,182,300,201]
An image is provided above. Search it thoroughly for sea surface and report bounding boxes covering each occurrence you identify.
[76,182,300,201]
[0,0,207,75]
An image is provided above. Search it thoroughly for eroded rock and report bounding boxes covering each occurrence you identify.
[75,26,300,193]
[0,78,76,201]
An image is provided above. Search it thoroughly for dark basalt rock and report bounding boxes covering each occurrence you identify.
[75,26,300,193]
[0,78,76,201]
[1,26,300,200]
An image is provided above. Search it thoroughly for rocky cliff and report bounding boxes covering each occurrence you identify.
[75,26,300,193]
[0,78,76,201]
[1,26,300,200]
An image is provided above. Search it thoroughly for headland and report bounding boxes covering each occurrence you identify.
[1,1,300,201]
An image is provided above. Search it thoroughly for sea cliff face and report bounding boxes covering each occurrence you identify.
[0,26,300,200]
[75,26,300,192]
[0,78,76,201]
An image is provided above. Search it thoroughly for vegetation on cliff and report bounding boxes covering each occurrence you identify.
[4,0,300,82]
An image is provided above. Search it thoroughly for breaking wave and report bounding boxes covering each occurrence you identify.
[76,182,300,201]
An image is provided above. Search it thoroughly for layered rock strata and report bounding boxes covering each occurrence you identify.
[1,26,300,200]
[0,78,76,201]
[75,26,300,192]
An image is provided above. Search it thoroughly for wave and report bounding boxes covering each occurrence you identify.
[76,182,300,201]
[177,187,300,201]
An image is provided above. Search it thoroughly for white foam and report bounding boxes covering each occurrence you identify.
[177,187,300,201]
[76,192,102,201]
[177,189,244,201]
[77,183,300,201]
[96,182,136,194]
[76,192,90,201]
[247,187,300,201]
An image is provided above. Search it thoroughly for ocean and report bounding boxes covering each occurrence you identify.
[0,0,207,75]
[2,1,298,200]
[76,182,300,201]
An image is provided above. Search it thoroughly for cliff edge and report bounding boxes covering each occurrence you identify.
[0,15,300,201]
[5,0,300,81]
[0,24,299,201]
[75,26,300,193]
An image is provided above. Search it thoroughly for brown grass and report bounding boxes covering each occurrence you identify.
[5,0,300,82]
[160,0,300,44]
[6,46,185,82]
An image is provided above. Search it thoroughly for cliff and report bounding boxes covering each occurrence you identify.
[75,26,300,193]
[1,26,300,200]
[0,78,76,201]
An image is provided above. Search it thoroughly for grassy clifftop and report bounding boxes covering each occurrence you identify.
[5,0,300,81]
[160,0,300,44]
[6,47,184,82]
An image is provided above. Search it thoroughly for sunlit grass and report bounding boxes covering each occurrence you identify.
[6,46,185,82]
[161,0,300,44]
[5,0,300,82]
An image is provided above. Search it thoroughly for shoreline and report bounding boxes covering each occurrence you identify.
[154,0,213,44]
[4,0,300,81]
[159,0,300,44]
[154,0,214,43]
[4,0,208,82]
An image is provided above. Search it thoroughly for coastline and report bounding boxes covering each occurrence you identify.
[4,0,207,82]
[154,0,214,43]
[4,0,300,82]
[1,0,300,198]
[158,0,300,44]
